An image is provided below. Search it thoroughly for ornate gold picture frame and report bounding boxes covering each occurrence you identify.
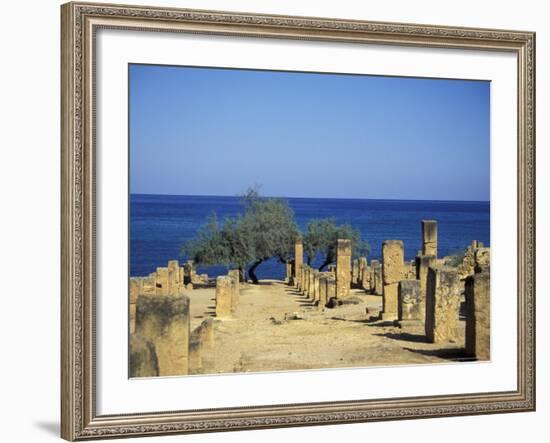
[61,2,535,440]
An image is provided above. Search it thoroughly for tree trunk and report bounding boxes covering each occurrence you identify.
[247,259,263,284]
[318,258,332,272]
[238,266,245,282]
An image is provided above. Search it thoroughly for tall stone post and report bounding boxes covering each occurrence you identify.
[416,254,436,300]
[421,220,438,258]
[425,266,461,343]
[294,238,303,287]
[308,268,315,300]
[352,259,359,286]
[359,257,368,289]
[369,259,382,295]
[381,240,405,320]
[135,293,190,376]
[285,261,293,284]
[215,276,232,318]
[228,269,240,311]
[301,265,308,294]
[318,275,328,309]
[155,267,170,295]
[167,260,180,294]
[465,271,490,360]
[312,270,321,302]
[336,239,352,298]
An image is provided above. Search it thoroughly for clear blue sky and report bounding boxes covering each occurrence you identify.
[129,64,490,201]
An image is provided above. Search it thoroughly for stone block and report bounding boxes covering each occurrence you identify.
[336,239,352,297]
[129,334,159,377]
[135,293,190,376]
[425,267,461,343]
[465,271,490,360]
[381,283,399,320]
[398,279,423,322]
[215,276,232,318]
[327,277,337,300]
[167,259,180,292]
[359,257,368,288]
[352,259,359,285]
[318,275,328,308]
[382,240,405,284]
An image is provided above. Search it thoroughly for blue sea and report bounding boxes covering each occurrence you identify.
[130,194,490,279]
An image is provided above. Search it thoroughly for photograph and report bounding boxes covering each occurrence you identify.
[128,64,491,377]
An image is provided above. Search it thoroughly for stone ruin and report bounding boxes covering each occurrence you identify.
[289,219,491,361]
[129,259,242,377]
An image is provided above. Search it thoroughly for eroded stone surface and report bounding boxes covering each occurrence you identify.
[398,279,423,322]
[129,334,159,377]
[421,220,438,258]
[425,267,461,343]
[336,239,352,298]
[135,293,190,376]
[215,276,233,318]
[465,271,490,360]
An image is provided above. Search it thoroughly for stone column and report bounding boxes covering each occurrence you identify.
[215,276,232,318]
[398,279,424,331]
[155,267,169,295]
[294,238,303,287]
[359,257,367,289]
[327,277,337,301]
[301,265,307,294]
[167,259,180,294]
[421,220,438,258]
[312,270,321,302]
[474,247,490,273]
[352,259,359,286]
[308,268,315,300]
[228,269,240,311]
[318,275,328,309]
[381,240,405,320]
[465,271,490,360]
[425,266,461,343]
[135,293,190,376]
[416,254,436,300]
[336,239,352,298]
[285,261,292,284]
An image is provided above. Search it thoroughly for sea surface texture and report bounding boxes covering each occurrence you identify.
[130,194,490,279]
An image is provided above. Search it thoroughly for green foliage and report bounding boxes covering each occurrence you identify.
[445,248,467,267]
[303,218,370,270]
[182,187,299,281]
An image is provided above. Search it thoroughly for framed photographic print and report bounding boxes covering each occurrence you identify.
[61,1,536,440]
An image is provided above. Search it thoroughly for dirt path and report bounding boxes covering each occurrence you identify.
[188,280,468,375]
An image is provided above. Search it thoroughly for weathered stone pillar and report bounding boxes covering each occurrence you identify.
[312,270,321,302]
[135,293,190,376]
[381,240,405,320]
[318,275,328,309]
[228,269,240,311]
[421,220,438,258]
[359,257,367,289]
[195,318,215,349]
[327,277,337,301]
[465,271,490,360]
[425,266,461,343]
[336,239,352,298]
[416,254,436,300]
[308,268,315,300]
[167,260,180,293]
[294,238,303,287]
[215,276,232,318]
[301,265,307,294]
[352,259,359,286]
[129,334,159,377]
[285,261,292,284]
[370,259,383,295]
[155,267,170,295]
[398,279,424,330]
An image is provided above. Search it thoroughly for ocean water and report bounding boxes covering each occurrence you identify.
[130,194,490,279]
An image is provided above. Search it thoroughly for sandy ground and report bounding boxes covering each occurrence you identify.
[188,280,470,375]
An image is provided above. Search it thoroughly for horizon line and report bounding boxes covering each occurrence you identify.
[130,192,490,204]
